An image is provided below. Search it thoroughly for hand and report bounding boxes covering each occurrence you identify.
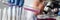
[33,0,45,15]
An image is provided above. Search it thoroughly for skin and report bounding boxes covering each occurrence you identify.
[33,0,45,16]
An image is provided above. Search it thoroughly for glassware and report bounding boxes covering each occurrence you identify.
[2,7,8,20]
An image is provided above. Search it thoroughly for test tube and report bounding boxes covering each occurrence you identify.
[2,7,8,20]
[7,7,12,20]
[16,6,19,20]
[21,7,25,20]
[12,6,16,20]
[19,0,24,20]
[18,7,22,20]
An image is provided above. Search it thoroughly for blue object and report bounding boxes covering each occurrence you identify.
[19,0,24,7]
[58,11,60,16]
[8,0,11,3]
[14,0,24,7]
[8,0,24,7]
[8,0,15,4]
[14,0,20,5]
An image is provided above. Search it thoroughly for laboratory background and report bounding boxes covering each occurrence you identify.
[0,0,60,20]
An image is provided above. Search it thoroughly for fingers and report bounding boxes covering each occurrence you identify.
[38,0,45,14]
[33,0,45,15]
[38,3,45,14]
[33,0,45,10]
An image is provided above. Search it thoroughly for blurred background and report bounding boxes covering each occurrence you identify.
[0,0,60,20]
